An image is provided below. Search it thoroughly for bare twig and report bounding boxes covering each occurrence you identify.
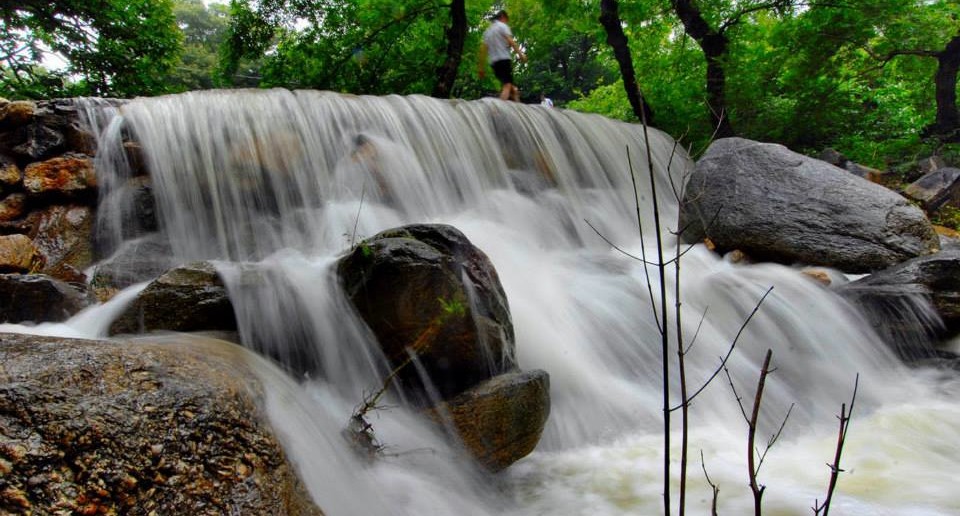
[670,286,774,412]
[349,183,366,248]
[746,349,775,516]
[813,373,860,515]
[700,450,720,516]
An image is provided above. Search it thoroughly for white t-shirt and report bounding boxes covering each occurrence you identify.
[483,20,513,63]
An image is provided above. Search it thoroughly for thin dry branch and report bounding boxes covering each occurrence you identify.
[670,286,774,412]
[747,349,775,516]
[813,373,860,515]
[700,450,720,516]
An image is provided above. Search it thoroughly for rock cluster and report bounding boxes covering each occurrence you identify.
[0,99,101,321]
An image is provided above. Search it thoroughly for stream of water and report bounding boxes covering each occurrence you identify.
[7,89,960,515]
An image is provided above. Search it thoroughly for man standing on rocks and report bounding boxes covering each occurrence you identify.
[478,10,527,102]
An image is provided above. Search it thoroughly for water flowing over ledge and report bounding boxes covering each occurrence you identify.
[9,89,960,514]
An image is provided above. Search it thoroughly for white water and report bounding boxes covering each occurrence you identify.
[8,89,959,515]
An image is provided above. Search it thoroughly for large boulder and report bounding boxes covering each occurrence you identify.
[0,333,323,515]
[109,261,237,335]
[681,138,939,273]
[0,274,88,323]
[425,370,550,472]
[337,224,517,403]
[837,250,960,359]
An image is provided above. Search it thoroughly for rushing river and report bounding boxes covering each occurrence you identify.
[7,90,959,515]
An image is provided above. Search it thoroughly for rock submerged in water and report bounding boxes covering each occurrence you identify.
[681,137,939,273]
[425,369,550,472]
[0,332,324,515]
[837,249,960,360]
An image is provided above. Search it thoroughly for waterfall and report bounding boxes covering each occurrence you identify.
[14,89,958,514]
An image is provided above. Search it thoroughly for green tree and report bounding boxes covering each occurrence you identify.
[220,0,490,95]
[166,0,231,91]
[1,0,182,98]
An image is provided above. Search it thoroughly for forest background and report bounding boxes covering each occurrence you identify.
[2,0,958,172]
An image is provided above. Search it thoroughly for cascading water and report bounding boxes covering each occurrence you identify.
[9,89,959,515]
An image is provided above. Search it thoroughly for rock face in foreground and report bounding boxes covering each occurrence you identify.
[681,138,939,273]
[0,333,323,515]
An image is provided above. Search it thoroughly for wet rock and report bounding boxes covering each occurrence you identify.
[902,167,960,212]
[681,138,939,273]
[0,234,40,273]
[836,249,960,356]
[0,193,26,222]
[98,175,157,239]
[425,369,550,472]
[0,274,87,323]
[0,333,324,515]
[110,261,237,335]
[338,224,517,403]
[23,153,96,196]
[90,234,175,300]
[28,205,94,282]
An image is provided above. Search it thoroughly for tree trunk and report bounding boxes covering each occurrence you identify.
[671,0,734,138]
[432,0,467,98]
[926,33,960,141]
[599,0,655,125]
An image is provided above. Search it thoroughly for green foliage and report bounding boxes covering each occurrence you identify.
[437,296,466,319]
[165,0,231,91]
[1,0,182,98]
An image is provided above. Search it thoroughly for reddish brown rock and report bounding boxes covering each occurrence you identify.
[28,205,94,281]
[23,153,96,195]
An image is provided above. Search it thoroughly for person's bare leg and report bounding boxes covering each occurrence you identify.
[510,84,520,102]
[499,83,512,100]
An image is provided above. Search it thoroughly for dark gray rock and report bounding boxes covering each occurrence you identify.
[109,261,237,335]
[902,167,960,212]
[0,332,324,515]
[681,138,939,273]
[0,273,88,323]
[837,250,960,358]
[338,224,517,404]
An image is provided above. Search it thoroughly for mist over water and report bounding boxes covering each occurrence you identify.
[16,89,957,514]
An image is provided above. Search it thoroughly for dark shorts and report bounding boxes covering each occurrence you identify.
[492,59,513,85]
